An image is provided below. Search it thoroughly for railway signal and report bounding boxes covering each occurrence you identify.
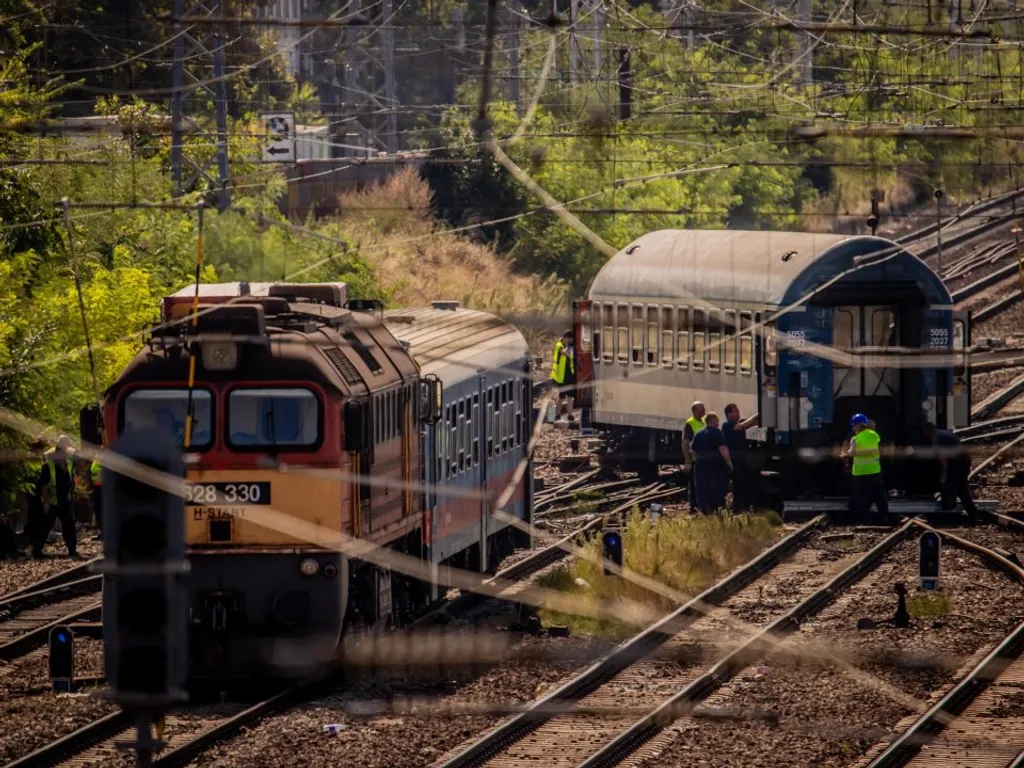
[602,530,624,576]
[49,626,74,693]
[918,531,941,590]
[101,427,189,709]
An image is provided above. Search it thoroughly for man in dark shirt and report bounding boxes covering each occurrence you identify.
[923,422,979,521]
[722,404,759,512]
[34,435,80,558]
[691,412,733,514]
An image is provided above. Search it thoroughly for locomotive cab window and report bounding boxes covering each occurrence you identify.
[123,389,213,449]
[227,388,319,449]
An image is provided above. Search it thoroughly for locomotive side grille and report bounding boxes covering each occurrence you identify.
[324,346,364,385]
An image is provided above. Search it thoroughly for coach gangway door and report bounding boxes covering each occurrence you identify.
[831,304,902,435]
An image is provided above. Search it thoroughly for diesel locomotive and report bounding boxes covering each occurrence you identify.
[99,282,532,680]
[572,230,971,503]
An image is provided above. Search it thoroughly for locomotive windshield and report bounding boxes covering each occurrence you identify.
[123,389,213,448]
[227,388,319,449]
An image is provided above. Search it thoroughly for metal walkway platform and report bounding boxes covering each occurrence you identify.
[782,499,998,516]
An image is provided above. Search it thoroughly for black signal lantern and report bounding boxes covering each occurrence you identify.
[918,531,941,591]
[49,625,74,693]
[601,530,624,576]
[101,428,189,709]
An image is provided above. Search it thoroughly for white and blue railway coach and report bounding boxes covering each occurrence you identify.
[573,230,970,500]
[385,302,533,592]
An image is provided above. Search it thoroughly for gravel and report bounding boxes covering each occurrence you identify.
[0,638,115,764]
[189,633,614,768]
[0,532,101,598]
[638,532,1024,768]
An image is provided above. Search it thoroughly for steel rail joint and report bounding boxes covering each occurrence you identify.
[438,514,829,768]
[578,519,914,768]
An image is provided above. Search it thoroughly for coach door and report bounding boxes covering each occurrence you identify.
[832,306,899,399]
[952,312,971,428]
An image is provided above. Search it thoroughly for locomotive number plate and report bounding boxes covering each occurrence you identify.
[184,482,271,506]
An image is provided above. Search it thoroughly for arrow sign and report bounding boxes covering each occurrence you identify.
[260,111,295,163]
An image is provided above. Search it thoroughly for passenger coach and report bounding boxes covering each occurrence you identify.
[573,230,970,502]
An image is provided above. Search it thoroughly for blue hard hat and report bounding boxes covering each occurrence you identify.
[850,413,869,427]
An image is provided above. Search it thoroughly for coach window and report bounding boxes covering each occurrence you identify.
[872,309,895,349]
[499,382,507,454]
[833,309,853,351]
[660,307,674,367]
[616,304,629,364]
[506,383,515,447]
[953,319,967,374]
[450,407,458,476]
[631,306,644,365]
[646,306,659,365]
[676,307,689,369]
[765,317,778,367]
[708,311,721,372]
[472,394,480,466]
[602,305,614,363]
[692,309,706,371]
[457,400,466,473]
[486,389,494,457]
[227,388,319,448]
[740,312,753,375]
[493,386,501,454]
[724,310,737,373]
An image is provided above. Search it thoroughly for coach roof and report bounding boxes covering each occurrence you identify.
[384,306,528,383]
[589,229,950,307]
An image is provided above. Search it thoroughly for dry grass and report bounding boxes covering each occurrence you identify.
[906,590,952,618]
[537,509,783,637]
[336,168,567,323]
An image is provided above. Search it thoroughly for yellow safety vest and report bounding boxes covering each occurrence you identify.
[551,340,574,385]
[851,429,882,476]
[685,416,706,440]
[44,450,73,502]
[91,459,102,486]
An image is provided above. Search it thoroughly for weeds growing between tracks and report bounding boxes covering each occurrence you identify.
[537,509,783,637]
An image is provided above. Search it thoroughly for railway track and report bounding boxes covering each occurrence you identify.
[433,517,920,768]
[861,520,1024,768]
[957,414,1024,442]
[5,477,683,768]
[0,563,103,661]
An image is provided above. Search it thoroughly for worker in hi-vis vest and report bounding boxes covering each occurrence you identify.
[550,330,576,419]
[682,401,707,512]
[843,413,889,520]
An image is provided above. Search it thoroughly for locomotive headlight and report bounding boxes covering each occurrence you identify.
[922,399,935,412]
[201,342,238,371]
[299,558,320,577]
